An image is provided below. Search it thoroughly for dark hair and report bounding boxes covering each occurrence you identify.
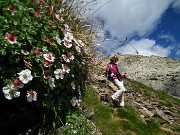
[110,54,119,62]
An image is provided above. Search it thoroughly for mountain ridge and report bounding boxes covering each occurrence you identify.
[98,54,180,97]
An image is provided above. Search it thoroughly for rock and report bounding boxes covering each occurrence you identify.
[92,86,99,90]
[140,115,145,119]
[100,93,109,102]
[140,107,154,117]
[160,127,174,134]
[117,55,180,97]
[83,107,95,119]
[144,105,154,110]
[132,101,142,108]
[107,82,118,92]
[154,106,172,124]
[94,74,107,82]
[163,110,179,117]
[57,126,69,134]
[151,101,160,106]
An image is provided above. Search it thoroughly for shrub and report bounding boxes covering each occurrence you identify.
[61,112,102,135]
[0,0,95,132]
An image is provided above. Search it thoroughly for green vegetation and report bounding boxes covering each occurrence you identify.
[81,77,180,135]
[82,87,161,135]
[61,112,101,135]
[117,105,160,135]
[0,0,95,133]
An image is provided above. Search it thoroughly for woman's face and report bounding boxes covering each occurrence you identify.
[113,59,118,63]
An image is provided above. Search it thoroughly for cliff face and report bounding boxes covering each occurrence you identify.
[119,55,180,97]
[101,54,180,97]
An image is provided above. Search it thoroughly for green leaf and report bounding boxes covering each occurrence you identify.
[0,48,6,55]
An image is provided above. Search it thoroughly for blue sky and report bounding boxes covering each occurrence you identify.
[148,6,180,58]
[80,0,180,59]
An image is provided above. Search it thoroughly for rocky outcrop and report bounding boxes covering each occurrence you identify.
[100,55,180,97]
[95,76,180,134]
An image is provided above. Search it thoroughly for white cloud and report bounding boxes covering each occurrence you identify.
[176,50,180,56]
[80,0,179,58]
[158,34,176,43]
[116,39,171,57]
[89,0,173,38]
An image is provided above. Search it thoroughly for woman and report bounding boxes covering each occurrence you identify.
[105,54,127,107]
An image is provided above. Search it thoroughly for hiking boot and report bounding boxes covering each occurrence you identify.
[119,101,124,107]
[108,94,118,108]
[123,88,128,93]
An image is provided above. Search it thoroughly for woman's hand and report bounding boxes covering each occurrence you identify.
[122,73,127,78]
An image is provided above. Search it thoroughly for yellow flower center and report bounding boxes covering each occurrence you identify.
[9,88,15,94]
[22,73,27,79]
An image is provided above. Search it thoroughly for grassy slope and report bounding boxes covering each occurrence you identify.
[82,79,180,135]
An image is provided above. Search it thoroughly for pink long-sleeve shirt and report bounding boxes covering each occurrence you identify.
[105,63,125,80]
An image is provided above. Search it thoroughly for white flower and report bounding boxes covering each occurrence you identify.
[54,69,64,79]
[70,97,81,108]
[2,84,20,100]
[48,77,55,89]
[76,100,81,108]
[27,90,37,102]
[5,33,17,44]
[18,69,33,84]
[55,14,64,21]
[68,52,74,60]
[62,64,70,73]
[70,96,77,106]
[64,24,71,31]
[56,35,62,45]
[71,81,75,90]
[63,41,72,48]
[73,130,77,134]
[64,32,73,42]
[62,54,70,63]
[75,45,81,53]
[43,70,51,79]
[43,53,55,62]
[44,60,52,67]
